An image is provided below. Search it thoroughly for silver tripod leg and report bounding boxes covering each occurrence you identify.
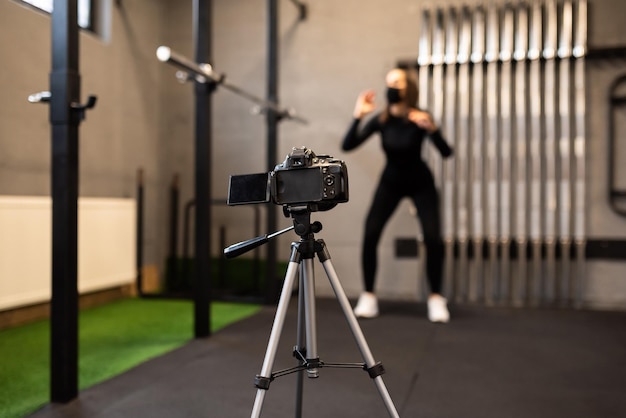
[301,257,319,378]
[294,257,319,418]
[294,272,305,418]
[318,248,400,418]
[251,245,301,418]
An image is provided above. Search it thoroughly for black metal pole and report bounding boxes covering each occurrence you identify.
[50,0,80,403]
[167,174,180,291]
[265,0,280,304]
[136,168,144,296]
[183,199,196,291]
[193,0,212,337]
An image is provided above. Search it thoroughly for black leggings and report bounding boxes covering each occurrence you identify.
[362,181,444,294]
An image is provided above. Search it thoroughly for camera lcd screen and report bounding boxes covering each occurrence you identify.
[274,168,323,204]
[227,173,270,205]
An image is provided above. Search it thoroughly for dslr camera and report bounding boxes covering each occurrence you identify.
[227,147,349,212]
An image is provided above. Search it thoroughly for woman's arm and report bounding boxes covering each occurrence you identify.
[408,109,453,158]
[342,90,380,151]
[428,130,454,158]
[341,115,380,151]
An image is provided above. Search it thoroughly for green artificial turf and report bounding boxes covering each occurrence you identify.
[0,298,261,418]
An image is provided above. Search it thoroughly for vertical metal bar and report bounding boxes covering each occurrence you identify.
[167,174,180,289]
[558,0,574,305]
[499,4,515,304]
[528,0,543,306]
[456,6,472,303]
[192,0,212,337]
[182,200,196,292]
[443,7,458,301]
[543,0,558,305]
[136,168,144,296]
[418,9,432,131]
[418,8,433,70]
[265,0,280,304]
[431,8,445,189]
[50,0,80,403]
[469,6,485,302]
[417,8,432,301]
[573,0,587,307]
[218,225,227,289]
[484,2,499,305]
[513,3,529,306]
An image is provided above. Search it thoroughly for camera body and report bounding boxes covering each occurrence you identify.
[227,147,349,211]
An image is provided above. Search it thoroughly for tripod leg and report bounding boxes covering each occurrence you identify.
[293,257,320,417]
[301,257,320,378]
[316,244,400,418]
[251,245,301,418]
[294,275,305,418]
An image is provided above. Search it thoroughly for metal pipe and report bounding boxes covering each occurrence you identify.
[49,0,81,401]
[528,1,543,306]
[192,0,212,337]
[156,46,307,124]
[558,0,574,305]
[417,8,431,119]
[417,8,432,302]
[265,0,280,305]
[499,4,515,303]
[573,0,587,307]
[443,7,458,301]
[136,168,145,296]
[544,0,558,305]
[485,2,499,304]
[470,6,485,302]
[456,6,472,302]
[168,174,180,286]
[431,8,445,190]
[182,199,196,292]
[514,3,529,306]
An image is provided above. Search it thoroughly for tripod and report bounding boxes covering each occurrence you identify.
[224,207,400,417]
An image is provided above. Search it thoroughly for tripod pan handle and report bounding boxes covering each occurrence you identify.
[223,235,269,259]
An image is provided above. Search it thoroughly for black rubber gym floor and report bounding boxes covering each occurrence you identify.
[29,297,626,417]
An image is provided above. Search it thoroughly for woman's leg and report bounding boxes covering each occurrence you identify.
[411,185,444,295]
[412,185,450,322]
[362,183,402,292]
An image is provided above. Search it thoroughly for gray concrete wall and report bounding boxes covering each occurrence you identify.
[1,0,625,308]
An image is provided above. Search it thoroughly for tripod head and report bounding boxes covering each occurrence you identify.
[283,205,323,237]
[223,205,322,259]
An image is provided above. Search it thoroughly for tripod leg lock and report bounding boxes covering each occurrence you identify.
[305,357,322,370]
[293,347,322,370]
[365,362,386,379]
[293,346,307,362]
[254,375,273,390]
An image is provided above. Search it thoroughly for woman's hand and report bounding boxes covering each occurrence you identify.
[353,90,377,119]
[408,109,437,133]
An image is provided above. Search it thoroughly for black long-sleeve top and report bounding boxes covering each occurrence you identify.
[342,113,453,191]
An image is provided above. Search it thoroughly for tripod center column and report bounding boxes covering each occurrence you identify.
[300,244,320,378]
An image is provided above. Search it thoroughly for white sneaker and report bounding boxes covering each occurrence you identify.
[354,292,379,318]
[427,294,450,323]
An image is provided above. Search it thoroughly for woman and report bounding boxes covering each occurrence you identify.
[342,68,453,323]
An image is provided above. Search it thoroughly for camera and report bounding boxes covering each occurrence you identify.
[227,147,349,211]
